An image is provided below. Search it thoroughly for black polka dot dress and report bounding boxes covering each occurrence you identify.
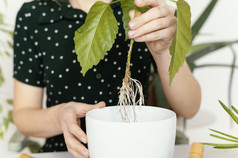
[13,0,152,152]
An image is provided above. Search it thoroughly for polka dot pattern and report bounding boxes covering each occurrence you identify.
[13,0,152,153]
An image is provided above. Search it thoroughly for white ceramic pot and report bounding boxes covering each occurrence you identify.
[86,106,176,158]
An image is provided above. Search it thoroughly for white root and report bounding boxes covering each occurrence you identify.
[118,69,144,122]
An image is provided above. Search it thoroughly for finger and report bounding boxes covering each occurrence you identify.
[134,25,176,42]
[73,101,105,118]
[129,10,142,20]
[129,5,172,30]
[129,16,176,39]
[64,132,89,158]
[68,123,88,144]
[93,101,106,109]
[134,0,166,8]
[83,101,106,112]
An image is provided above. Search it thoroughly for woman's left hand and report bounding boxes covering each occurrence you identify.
[128,0,176,56]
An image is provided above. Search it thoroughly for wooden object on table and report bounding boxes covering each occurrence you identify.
[19,153,34,158]
[188,142,204,158]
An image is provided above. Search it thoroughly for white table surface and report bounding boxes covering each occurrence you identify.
[3,144,238,158]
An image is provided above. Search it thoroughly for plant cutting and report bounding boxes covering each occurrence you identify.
[203,100,238,149]
[74,0,192,121]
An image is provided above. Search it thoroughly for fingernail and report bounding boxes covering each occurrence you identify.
[129,21,137,29]
[136,0,142,5]
[80,136,87,144]
[129,30,137,37]
[80,150,88,157]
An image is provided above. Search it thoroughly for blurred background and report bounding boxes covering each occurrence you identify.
[0,0,238,157]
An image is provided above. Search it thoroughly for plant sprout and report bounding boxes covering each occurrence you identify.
[74,0,191,122]
[202,100,238,149]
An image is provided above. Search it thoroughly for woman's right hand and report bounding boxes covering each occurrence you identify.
[57,101,106,158]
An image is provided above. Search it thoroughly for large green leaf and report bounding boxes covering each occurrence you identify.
[192,0,218,41]
[74,1,118,76]
[121,0,148,40]
[187,40,238,62]
[169,0,191,84]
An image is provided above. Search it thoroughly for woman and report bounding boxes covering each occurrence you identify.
[13,0,201,157]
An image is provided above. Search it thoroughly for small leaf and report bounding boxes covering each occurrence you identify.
[7,40,13,48]
[3,118,9,130]
[0,67,4,87]
[5,51,11,57]
[232,106,238,115]
[0,131,3,139]
[202,143,238,149]
[210,134,238,143]
[6,99,13,105]
[8,111,13,123]
[218,100,238,125]
[210,128,238,141]
[0,104,2,113]
[121,0,148,40]
[74,1,118,76]
[169,0,191,85]
[0,13,3,24]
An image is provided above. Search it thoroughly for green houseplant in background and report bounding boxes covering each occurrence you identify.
[0,1,41,153]
[150,0,238,144]
[0,3,14,139]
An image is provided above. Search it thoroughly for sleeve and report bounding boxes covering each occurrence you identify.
[13,3,45,87]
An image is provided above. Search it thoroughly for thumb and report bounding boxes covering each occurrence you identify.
[87,101,106,112]
[93,101,106,109]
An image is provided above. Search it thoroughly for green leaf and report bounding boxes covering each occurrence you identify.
[232,106,238,115]
[187,40,238,62]
[191,0,218,41]
[0,130,3,139]
[5,51,11,57]
[7,40,13,48]
[3,118,9,130]
[169,0,191,85]
[0,104,2,113]
[6,99,13,105]
[0,13,3,24]
[0,67,4,87]
[8,111,13,123]
[121,0,148,40]
[202,143,238,149]
[210,134,238,143]
[210,129,238,141]
[219,100,238,125]
[26,140,42,153]
[74,1,118,76]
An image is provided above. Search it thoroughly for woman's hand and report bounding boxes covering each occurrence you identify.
[128,0,176,56]
[57,101,106,158]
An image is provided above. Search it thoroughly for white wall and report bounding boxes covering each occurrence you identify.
[0,0,238,154]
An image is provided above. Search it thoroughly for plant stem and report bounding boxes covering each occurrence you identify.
[125,8,138,73]
[169,0,177,3]
[110,0,121,5]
